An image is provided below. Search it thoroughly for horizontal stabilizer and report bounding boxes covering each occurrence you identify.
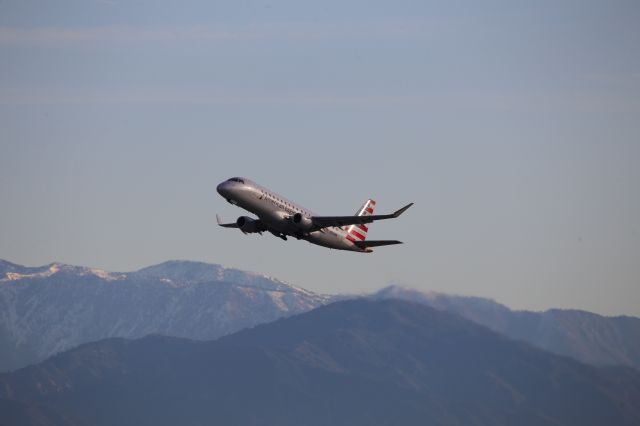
[353,240,403,249]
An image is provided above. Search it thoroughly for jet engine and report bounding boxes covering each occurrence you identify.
[291,212,314,232]
[236,216,262,234]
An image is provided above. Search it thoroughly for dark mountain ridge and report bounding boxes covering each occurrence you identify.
[1,299,639,426]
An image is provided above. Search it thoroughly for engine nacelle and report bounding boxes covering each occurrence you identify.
[291,212,314,232]
[236,216,261,233]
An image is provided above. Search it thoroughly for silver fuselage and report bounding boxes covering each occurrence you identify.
[217,178,365,252]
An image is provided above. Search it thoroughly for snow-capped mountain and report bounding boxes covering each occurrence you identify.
[0,259,333,372]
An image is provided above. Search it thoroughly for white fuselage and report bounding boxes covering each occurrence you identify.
[217,178,365,252]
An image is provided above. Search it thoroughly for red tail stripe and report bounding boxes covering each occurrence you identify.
[350,229,366,240]
[351,226,365,235]
[366,207,374,214]
[346,235,357,243]
[357,224,368,232]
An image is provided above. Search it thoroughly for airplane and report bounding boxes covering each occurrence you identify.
[216,177,413,253]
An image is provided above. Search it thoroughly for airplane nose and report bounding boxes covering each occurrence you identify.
[216,181,229,197]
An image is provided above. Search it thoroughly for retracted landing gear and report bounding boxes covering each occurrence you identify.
[269,230,288,241]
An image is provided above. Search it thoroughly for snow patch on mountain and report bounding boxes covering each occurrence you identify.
[3,264,60,281]
[88,268,123,281]
[268,291,289,311]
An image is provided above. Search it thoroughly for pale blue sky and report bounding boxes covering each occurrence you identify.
[1,1,639,315]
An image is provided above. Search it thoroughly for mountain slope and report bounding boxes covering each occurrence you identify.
[0,260,331,372]
[374,285,640,370]
[0,299,638,426]
[3,259,639,375]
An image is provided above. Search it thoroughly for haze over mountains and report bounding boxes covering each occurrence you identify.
[1,259,639,374]
[375,286,640,370]
[1,299,639,426]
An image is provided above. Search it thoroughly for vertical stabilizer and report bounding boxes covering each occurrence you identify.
[345,199,376,243]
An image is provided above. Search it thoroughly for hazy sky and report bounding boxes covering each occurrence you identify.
[1,1,639,316]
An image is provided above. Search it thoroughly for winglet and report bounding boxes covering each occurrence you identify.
[217,215,241,228]
[392,203,413,218]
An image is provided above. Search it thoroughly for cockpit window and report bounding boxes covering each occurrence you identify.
[229,177,245,184]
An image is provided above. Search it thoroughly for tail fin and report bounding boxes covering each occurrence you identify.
[345,199,375,242]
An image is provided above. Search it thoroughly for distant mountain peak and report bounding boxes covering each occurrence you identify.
[376,284,439,300]
[373,286,640,370]
[0,259,334,372]
[0,259,315,294]
[132,260,320,296]
[0,261,125,283]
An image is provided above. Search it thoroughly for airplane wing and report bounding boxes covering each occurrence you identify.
[310,203,413,229]
[216,214,240,228]
[353,240,403,248]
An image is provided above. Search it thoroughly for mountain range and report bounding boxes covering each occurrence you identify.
[1,259,639,374]
[1,299,639,426]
